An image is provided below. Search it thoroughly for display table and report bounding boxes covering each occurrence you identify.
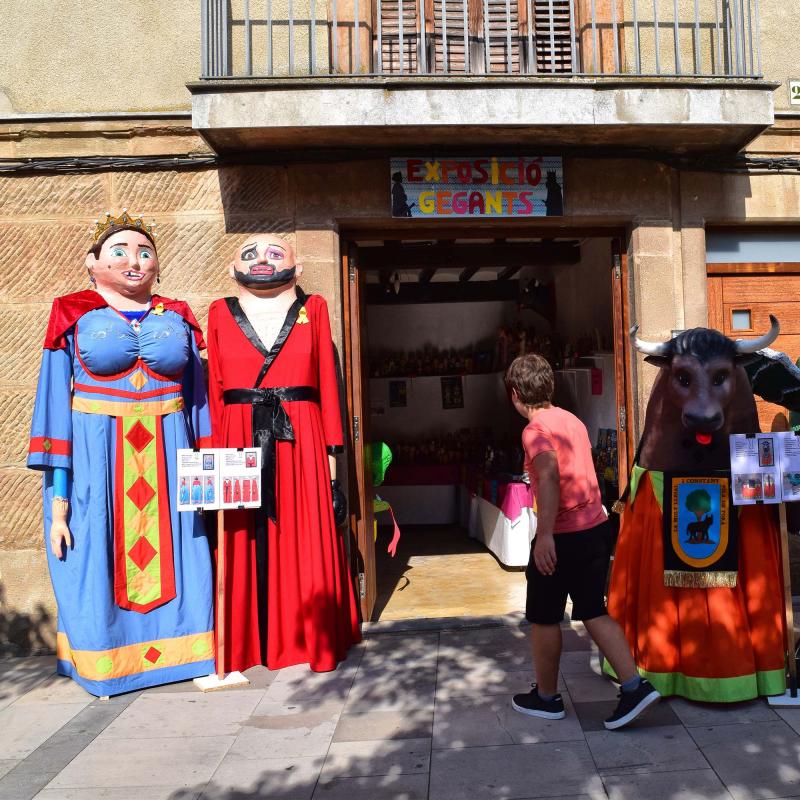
[377,469,536,566]
[468,482,536,567]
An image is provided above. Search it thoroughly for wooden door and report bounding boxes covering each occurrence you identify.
[611,238,633,487]
[708,268,800,433]
[342,242,377,621]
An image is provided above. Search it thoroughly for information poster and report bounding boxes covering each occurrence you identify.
[729,432,800,504]
[177,448,262,511]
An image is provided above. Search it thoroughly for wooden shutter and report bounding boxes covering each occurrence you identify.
[376,0,574,74]
[532,0,573,72]
[377,0,420,72]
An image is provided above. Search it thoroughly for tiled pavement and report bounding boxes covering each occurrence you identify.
[3,618,800,800]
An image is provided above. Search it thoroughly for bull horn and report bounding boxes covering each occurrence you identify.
[630,324,671,357]
[734,315,780,354]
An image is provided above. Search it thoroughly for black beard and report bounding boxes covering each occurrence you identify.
[233,266,296,289]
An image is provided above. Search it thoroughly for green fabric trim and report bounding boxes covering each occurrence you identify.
[628,465,664,512]
[603,661,786,702]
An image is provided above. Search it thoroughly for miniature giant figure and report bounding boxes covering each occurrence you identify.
[607,320,786,701]
[28,211,215,695]
[206,235,361,672]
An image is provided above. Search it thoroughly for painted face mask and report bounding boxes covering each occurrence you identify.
[90,230,159,299]
[232,238,297,289]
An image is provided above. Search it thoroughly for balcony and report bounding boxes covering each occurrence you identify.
[189,0,775,154]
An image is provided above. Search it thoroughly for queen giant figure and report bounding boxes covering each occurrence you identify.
[28,211,215,696]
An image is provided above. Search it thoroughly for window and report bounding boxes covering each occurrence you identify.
[731,309,752,331]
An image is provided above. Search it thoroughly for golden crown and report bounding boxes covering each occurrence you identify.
[90,209,156,243]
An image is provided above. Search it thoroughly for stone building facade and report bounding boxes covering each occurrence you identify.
[1,0,799,648]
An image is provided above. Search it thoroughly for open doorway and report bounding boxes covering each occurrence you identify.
[343,234,629,623]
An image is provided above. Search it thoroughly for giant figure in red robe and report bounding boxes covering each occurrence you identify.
[207,234,361,672]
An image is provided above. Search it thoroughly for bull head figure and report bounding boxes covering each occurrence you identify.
[631,317,779,471]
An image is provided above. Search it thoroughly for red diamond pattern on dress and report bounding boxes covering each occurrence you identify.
[127,476,155,510]
[125,420,154,453]
[144,646,162,664]
[128,536,157,570]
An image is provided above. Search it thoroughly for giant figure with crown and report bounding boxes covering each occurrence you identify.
[28,212,215,696]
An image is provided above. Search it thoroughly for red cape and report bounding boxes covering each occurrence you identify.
[43,290,206,351]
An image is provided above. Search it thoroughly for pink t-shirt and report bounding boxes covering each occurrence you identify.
[522,405,606,533]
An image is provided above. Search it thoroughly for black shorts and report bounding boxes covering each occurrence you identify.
[525,520,611,625]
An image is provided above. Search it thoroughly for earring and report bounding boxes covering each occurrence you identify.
[157,275,161,284]
[89,275,96,288]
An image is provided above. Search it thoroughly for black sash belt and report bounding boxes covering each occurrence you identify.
[223,386,319,522]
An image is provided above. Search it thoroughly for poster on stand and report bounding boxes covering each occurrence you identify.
[219,448,262,510]
[779,433,800,501]
[729,432,800,504]
[176,448,262,511]
[177,449,218,511]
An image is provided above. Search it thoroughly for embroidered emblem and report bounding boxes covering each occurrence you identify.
[297,306,309,325]
[152,302,165,315]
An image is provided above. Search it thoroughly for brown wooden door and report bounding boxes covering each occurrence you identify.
[611,238,633,487]
[708,269,800,433]
[342,242,377,622]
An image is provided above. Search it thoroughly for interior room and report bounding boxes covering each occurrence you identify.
[355,237,620,622]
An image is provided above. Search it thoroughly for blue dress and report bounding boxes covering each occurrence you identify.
[28,299,214,695]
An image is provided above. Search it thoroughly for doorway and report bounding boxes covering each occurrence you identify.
[342,233,631,622]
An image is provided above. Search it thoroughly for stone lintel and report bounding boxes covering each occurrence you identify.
[190,81,775,155]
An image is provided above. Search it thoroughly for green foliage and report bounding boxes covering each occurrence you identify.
[685,489,712,518]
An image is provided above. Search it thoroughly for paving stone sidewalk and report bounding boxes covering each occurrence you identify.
[2,616,800,800]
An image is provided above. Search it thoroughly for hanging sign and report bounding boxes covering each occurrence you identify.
[390,156,564,218]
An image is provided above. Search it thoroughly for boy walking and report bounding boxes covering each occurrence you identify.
[506,354,660,731]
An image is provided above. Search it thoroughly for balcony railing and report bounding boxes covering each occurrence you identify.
[200,0,762,80]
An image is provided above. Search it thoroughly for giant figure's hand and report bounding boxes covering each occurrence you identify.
[50,518,73,559]
[331,479,348,527]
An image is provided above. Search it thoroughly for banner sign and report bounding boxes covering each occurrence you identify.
[390,156,564,218]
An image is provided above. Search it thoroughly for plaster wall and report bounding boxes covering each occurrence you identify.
[2,152,800,651]
[0,1,201,114]
[554,237,614,343]
[0,0,794,114]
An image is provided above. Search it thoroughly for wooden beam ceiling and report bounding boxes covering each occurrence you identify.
[358,241,581,271]
[497,265,522,281]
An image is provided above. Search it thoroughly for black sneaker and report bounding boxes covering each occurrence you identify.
[511,684,566,719]
[604,679,661,730]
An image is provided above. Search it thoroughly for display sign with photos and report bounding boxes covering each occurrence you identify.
[729,432,800,505]
[177,448,262,511]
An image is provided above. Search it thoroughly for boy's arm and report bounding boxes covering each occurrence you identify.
[532,450,560,576]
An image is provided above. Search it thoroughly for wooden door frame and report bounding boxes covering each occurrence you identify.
[340,225,632,621]
[611,237,634,485]
[342,243,377,621]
